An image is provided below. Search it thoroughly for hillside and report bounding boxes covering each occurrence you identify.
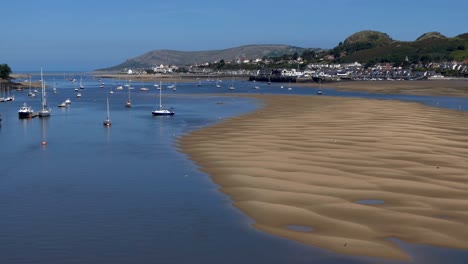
[98,45,309,71]
[335,30,468,64]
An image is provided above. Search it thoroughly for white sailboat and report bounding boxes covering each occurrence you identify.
[152,81,174,116]
[38,67,51,117]
[79,75,84,89]
[103,96,111,126]
[317,80,323,95]
[228,78,235,90]
[4,84,14,101]
[125,86,131,107]
[53,78,57,93]
[27,75,35,97]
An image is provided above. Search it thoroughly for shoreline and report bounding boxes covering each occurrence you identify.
[178,94,468,260]
[297,79,468,97]
[10,72,467,96]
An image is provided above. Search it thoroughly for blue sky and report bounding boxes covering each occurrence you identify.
[2,0,467,71]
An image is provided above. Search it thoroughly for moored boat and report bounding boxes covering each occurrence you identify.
[38,68,51,117]
[18,103,35,118]
[103,96,111,126]
[152,81,174,116]
[125,86,131,107]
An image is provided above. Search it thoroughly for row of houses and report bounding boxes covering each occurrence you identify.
[121,57,467,81]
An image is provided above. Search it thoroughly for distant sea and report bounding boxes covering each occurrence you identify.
[1,74,467,264]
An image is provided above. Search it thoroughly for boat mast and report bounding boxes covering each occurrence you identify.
[159,81,162,109]
[41,67,46,110]
[106,96,110,120]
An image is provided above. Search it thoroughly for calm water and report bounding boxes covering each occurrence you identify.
[1,75,467,264]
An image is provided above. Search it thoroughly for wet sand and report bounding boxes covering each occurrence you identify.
[178,94,468,260]
[300,79,468,97]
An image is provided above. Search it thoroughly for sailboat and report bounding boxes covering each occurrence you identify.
[216,77,221,88]
[152,81,174,116]
[125,86,131,107]
[228,78,235,90]
[103,96,111,126]
[167,79,177,91]
[79,75,84,89]
[317,80,323,95]
[4,84,14,101]
[53,78,57,94]
[27,75,35,97]
[38,67,51,117]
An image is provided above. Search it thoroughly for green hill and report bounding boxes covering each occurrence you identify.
[333,30,468,64]
[97,45,309,71]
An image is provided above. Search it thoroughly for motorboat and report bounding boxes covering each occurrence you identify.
[18,103,35,118]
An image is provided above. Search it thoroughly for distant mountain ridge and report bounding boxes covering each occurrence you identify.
[98,30,468,72]
[97,45,311,71]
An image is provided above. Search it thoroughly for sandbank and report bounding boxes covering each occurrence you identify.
[178,94,468,260]
[299,79,468,97]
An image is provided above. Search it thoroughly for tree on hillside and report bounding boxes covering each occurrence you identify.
[301,49,316,61]
[0,64,12,79]
[292,52,299,60]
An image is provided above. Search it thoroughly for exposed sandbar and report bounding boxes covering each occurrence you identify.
[300,79,468,97]
[178,94,468,260]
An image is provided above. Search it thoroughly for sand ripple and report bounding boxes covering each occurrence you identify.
[179,95,468,260]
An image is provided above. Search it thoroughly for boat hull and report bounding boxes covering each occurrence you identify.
[18,112,34,119]
[152,111,174,116]
[38,111,51,117]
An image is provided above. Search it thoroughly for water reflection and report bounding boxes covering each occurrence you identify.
[286,225,314,232]
[20,116,32,136]
[105,125,111,143]
[1,75,468,264]
[355,199,385,205]
[40,117,49,144]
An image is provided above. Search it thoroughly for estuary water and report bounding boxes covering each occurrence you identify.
[0,74,467,264]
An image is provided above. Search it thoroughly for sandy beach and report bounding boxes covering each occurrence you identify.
[178,94,468,260]
[300,79,468,97]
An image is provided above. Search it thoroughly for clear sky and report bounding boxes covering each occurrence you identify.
[2,0,467,71]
